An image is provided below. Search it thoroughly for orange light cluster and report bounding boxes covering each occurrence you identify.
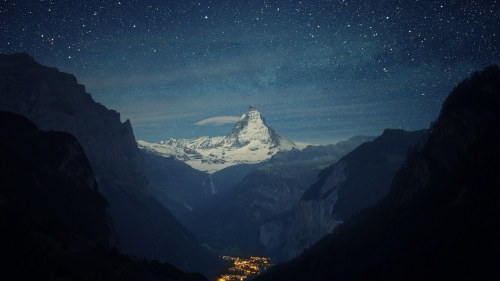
[217,255,273,281]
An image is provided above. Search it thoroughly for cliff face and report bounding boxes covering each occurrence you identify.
[263,161,346,259]
[387,65,500,205]
[0,113,215,281]
[0,52,149,198]
[0,53,223,277]
[0,111,119,248]
[261,129,426,261]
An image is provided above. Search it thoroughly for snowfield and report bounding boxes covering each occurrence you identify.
[137,105,302,173]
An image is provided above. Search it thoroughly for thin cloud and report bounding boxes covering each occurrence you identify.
[195,116,241,126]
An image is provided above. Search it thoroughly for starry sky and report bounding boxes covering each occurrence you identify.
[1,0,498,144]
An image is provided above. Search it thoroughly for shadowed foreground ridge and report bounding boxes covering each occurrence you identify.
[0,111,208,281]
[255,64,499,281]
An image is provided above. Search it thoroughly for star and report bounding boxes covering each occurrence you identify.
[0,0,496,144]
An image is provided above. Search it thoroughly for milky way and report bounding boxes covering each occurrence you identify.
[1,0,498,144]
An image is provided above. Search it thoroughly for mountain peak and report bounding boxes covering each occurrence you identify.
[248,104,259,112]
[241,104,266,126]
[138,105,297,173]
[226,105,278,148]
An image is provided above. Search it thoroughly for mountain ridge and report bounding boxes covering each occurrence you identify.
[138,105,297,173]
[0,52,224,277]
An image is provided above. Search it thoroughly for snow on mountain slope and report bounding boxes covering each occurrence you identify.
[138,105,298,173]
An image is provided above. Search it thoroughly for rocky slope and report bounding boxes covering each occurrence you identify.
[138,105,298,173]
[185,135,374,256]
[260,129,426,260]
[0,110,119,249]
[0,53,223,277]
[0,112,210,281]
[255,64,499,281]
[0,53,149,198]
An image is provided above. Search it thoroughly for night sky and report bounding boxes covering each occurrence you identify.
[1,0,498,144]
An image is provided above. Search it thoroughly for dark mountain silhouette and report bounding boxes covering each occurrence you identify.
[0,111,208,281]
[255,65,499,281]
[0,52,223,277]
[0,111,118,248]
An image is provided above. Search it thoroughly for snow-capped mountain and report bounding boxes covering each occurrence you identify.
[137,105,298,173]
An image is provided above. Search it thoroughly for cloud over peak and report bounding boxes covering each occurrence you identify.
[195,116,241,126]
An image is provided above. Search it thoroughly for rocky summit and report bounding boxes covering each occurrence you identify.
[138,105,297,173]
